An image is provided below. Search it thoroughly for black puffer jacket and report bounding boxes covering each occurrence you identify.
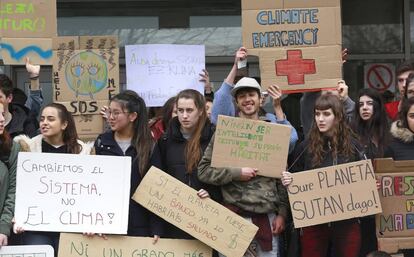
[385,121,414,160]
[151,117,221,239]
[95,131,163,237]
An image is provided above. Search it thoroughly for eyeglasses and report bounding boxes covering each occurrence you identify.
[105,110,128,119]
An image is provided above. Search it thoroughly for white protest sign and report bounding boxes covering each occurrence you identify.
[125,44,205,107]
[15,152,131,234]
[0,245,54,257]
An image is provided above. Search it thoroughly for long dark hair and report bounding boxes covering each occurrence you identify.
[398,97,414,132]
[309,94,355,167]
[0,103,11,158]
[41,103,81,154]
[111,90,153,176]
[162,96,176,129]
[353,88,390,157]
[175,89,208,173]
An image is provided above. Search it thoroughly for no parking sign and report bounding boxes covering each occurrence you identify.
[364,63,395,92]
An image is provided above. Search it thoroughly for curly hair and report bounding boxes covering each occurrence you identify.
[309,94,355,167]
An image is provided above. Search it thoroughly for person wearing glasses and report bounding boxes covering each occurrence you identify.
[94,90,162,241]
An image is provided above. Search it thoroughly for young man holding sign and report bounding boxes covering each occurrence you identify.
[209,47,298,153]
[198,47,290,257]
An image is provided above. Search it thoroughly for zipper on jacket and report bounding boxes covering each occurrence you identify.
[328,141,338,166]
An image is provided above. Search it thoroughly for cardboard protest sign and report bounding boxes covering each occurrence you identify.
[60,100,108,138]
[241,0,342,93]
[133,166,258,257]
[375,158,414,253]
[15,152,131,234]
[52,36,119,137]
[211,115,291,178]
[52,36,119,102]
[0,0,57,38]
[59,233,212,257]
[0,37,53,65]
[0,0,57,64]
[125,44,205,107]
[288,160,382,228]
[0,245,54,257]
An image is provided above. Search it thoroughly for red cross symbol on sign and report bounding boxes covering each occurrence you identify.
[275,50,316,85]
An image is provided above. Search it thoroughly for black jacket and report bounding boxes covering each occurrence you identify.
[151,117,221,239]
[6,103,37,138]
[290,137,365,173]
[385,121,414,161]
[94,131,162,237]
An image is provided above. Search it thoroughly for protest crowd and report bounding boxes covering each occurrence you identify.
[0,2,414,257]
[0,45,412,257]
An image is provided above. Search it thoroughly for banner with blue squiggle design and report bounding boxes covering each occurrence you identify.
[0,38,52,65]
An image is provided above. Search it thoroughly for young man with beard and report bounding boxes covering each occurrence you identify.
[198,47,291,257]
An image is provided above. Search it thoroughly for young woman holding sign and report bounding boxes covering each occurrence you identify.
[13,103,93,252]
[0,102,19,246]
[282,94,365,257]
[94,90,162,240]
[150,89,221,239]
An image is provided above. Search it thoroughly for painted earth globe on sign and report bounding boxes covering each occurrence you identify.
[65,51,108,99]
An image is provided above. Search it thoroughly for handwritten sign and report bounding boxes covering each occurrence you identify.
[375,159,414,253]
[52,36,119,138]
[15,152,131,234]
[133,166,258,257]
[0,0,57,65]
[0,245,54,257]
[0,0,57,38]
[288,160,382,228]
[0,38,53,65]
[125,44,205,107]
[376,159,414,232]
[241,0,342,93]
[211,115,291,178]
[59,233,212,257]
[52,36,119,102]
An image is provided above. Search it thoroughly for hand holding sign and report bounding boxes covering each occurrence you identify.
[240,167,258,181]
[337,80,349,101]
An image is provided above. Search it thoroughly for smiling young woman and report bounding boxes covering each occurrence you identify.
[13,103,92,255]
